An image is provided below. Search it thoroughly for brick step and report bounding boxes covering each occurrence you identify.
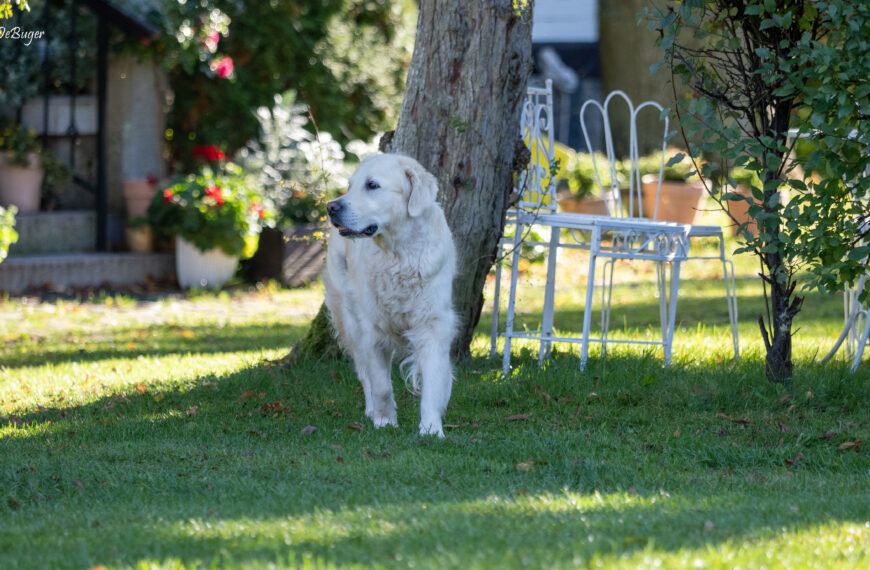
[0,252,175,293]
[8,211,97,256]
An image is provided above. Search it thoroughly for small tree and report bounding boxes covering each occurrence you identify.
[649,0,870,381]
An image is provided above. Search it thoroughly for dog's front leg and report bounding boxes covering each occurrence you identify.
[352,337,397,429]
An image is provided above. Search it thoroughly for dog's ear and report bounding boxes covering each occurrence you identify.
[404,160,439,218]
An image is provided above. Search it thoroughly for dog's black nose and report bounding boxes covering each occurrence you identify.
[326,200,342,216]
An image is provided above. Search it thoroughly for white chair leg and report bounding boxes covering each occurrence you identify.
[580,251,598,371]
[718,236,740,360]
[601,259,615,360]
[850,310,870,373]
[656,261,669,354]
[502,225,524,375]
[664,260,682,367]
[490,239,504,359]
[539,228,560,365]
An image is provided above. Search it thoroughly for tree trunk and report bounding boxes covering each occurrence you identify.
[288,0,534,362]
[386,0,534,359]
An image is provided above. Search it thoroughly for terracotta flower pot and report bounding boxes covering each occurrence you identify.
[556,190,609,216]
[175,237,239,289]
[122,179,156,219]
[0,152,43,213]
[640,175,705,224]
[726,185,758,236]
[125,224,154,253]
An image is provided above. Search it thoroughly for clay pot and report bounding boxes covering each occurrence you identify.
[640,175,705,224]
[122,179,156,219]
[0,152,43,213]
[556,190,609,216]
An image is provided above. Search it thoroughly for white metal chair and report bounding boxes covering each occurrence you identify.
[491,81,692,373]
[579,91,740,361]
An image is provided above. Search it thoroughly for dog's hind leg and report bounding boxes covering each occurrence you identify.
[412,337,453,438]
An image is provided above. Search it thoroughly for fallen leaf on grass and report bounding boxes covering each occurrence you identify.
[819,430,837,441]
[588,392,601,400]
[300,425,317,435]
[180,330,196,339]
[186,406,198,416]
[838,441,862,451]
[505,414,529,422]
[516,459,534,472]
[136,383,147,394]
[239,391,264,400]
[8,497,20,510]
[514,489,530,495]
[784,452,804,466]
[347,423,363,431]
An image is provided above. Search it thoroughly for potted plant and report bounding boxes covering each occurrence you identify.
[238,92,357,287]
[0,205,19,264]
[0,120,44,213]
[638,148,706,224]
[554,143,617,216]
[147,146,270,289]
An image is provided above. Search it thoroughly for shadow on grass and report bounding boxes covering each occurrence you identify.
[1,349,867,568]
[0,321,309,369]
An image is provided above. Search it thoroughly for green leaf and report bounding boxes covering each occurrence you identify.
[847,246,870,261]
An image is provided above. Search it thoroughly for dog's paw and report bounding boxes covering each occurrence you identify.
[418,421,444,438]
[372,414,398,429]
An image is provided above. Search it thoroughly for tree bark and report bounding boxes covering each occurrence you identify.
[288,0,534,362]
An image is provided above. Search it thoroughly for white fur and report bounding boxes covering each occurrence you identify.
[322,153,457,437]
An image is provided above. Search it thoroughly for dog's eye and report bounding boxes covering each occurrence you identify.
[365,179,380,191]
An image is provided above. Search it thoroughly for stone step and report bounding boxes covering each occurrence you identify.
[9,211,97,255]
[0,252,175,293]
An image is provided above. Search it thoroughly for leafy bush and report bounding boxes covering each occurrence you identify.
[0,204,18,263]
[120,0,413,170]
[0,119,41,166]
[238,92,377,227]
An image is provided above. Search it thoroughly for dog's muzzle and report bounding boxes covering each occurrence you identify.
[327,200,379,238]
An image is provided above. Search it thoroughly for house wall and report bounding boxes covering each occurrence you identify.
[106,54,168,245]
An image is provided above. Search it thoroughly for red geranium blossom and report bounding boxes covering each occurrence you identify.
[212,56,233,78]
[192,145,226,162]
[162,188,173,203]
[205,185,224,207]
[252,202,265,219]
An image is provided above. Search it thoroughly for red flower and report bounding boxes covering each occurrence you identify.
[212,56,233,78]
[192,145,225,162]
[162,188,173,203]
[202,31,220,52]
[252,202,265,219]
[205,185,224,207]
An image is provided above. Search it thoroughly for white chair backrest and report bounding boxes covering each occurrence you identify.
[580,90,669,219]
[516,79,557,213]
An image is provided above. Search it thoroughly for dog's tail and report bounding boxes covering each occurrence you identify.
[399,356,423,396]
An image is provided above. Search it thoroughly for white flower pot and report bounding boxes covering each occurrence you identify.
[175,237,239,289]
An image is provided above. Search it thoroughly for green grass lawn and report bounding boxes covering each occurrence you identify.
[1,245,868,569]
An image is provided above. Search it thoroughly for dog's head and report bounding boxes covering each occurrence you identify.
[326,153,439,239]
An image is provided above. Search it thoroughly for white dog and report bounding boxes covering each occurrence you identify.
[322,153,457,437]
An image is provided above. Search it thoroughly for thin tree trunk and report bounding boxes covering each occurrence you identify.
[288,0,534,362]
